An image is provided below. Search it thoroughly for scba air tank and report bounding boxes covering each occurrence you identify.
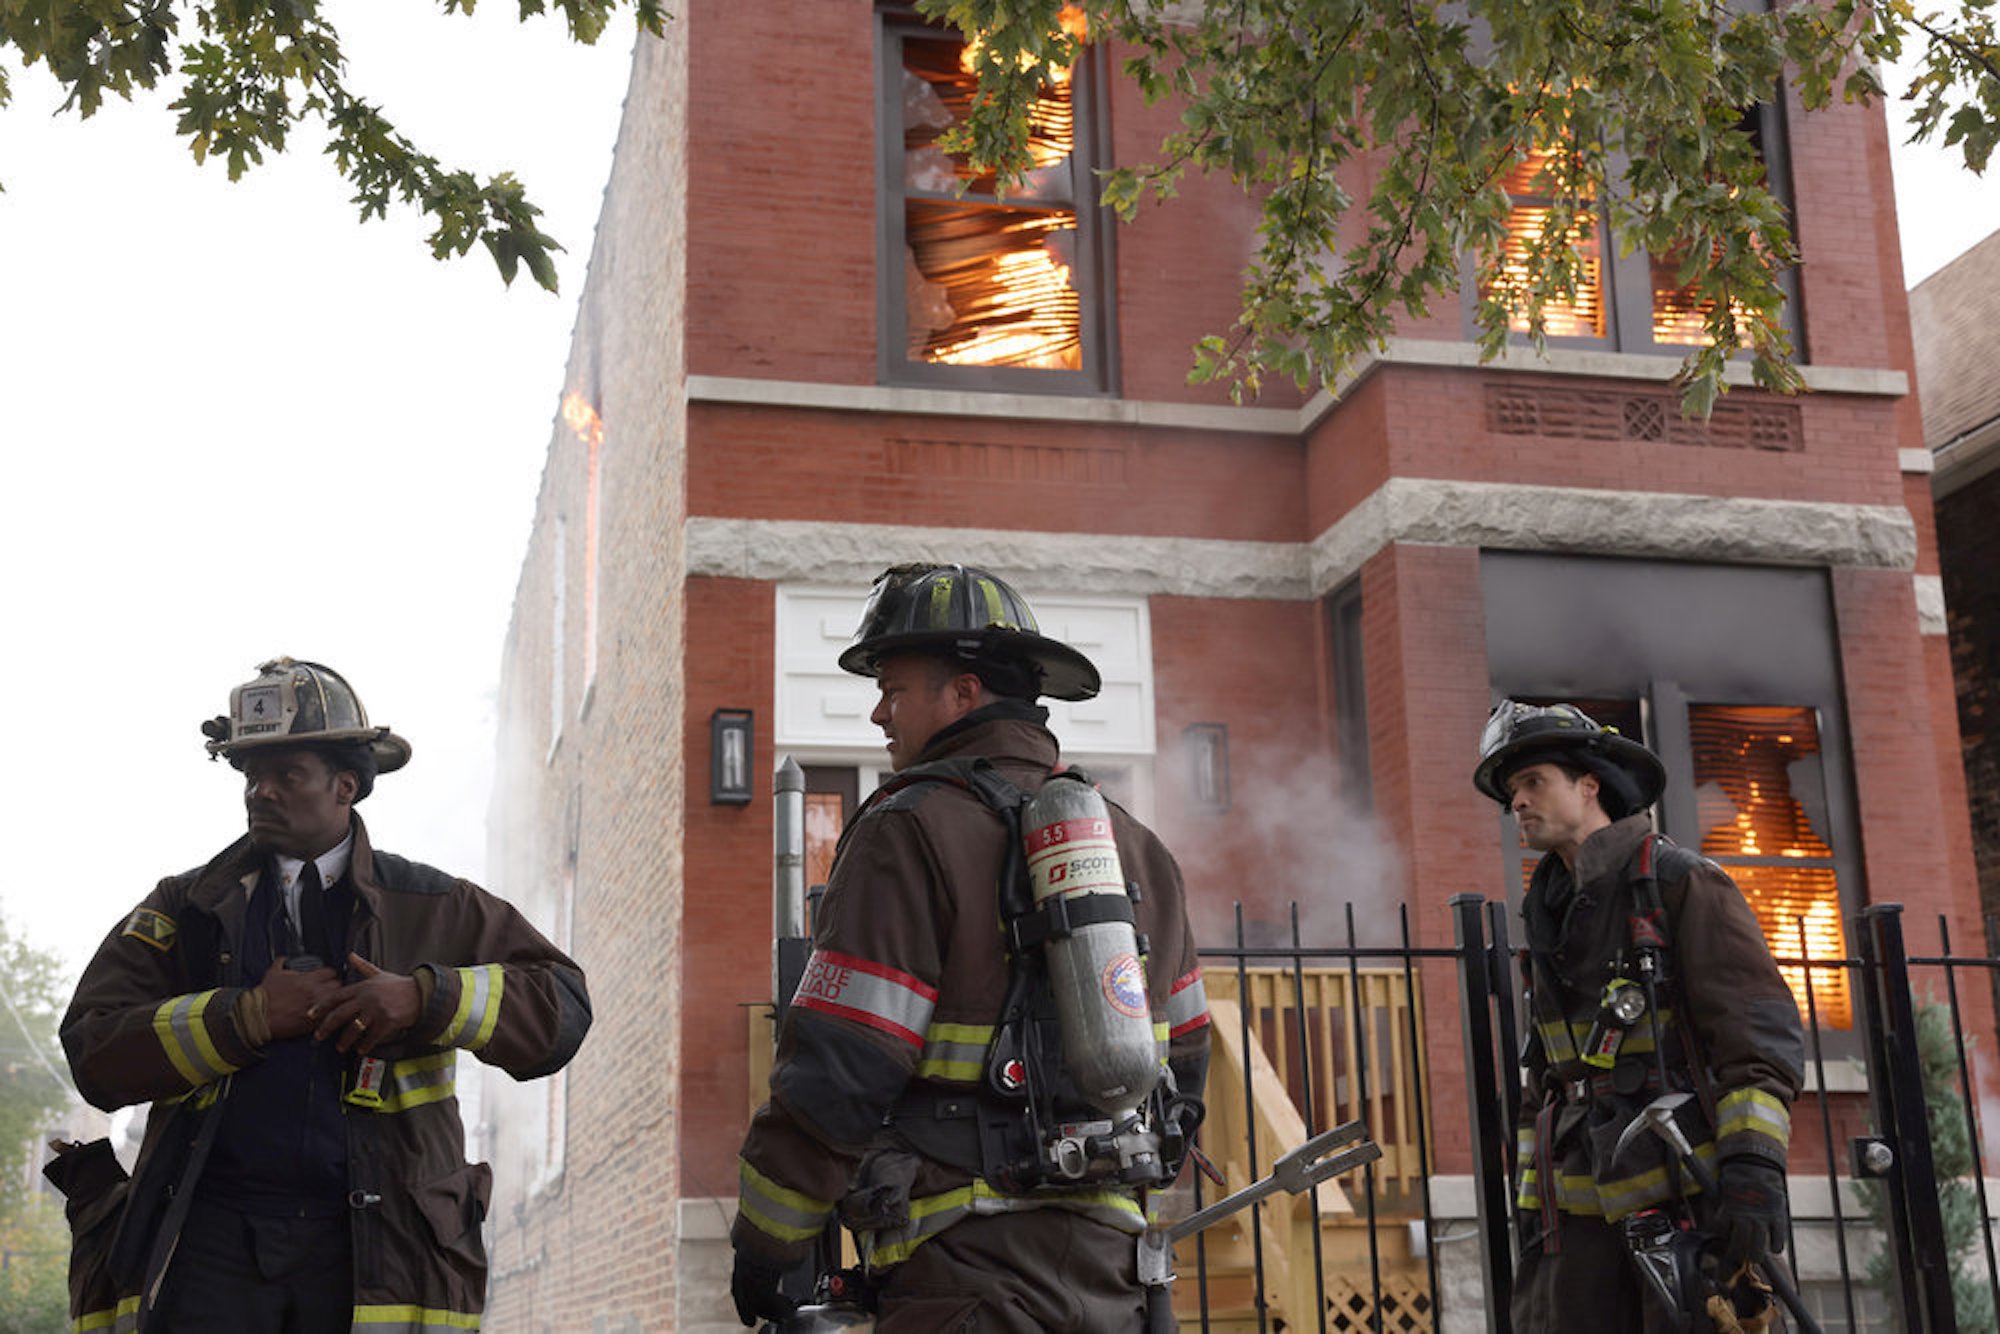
[1022,779,1160,1118]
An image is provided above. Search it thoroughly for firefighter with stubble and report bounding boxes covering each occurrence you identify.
[731,564,1211,1332]
[1475,700,1804,1331]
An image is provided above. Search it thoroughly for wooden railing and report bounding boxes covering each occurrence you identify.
[1183,966,1434,1330]
[1202,966,1431,1201]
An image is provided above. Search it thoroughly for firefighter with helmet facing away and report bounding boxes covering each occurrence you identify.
[53,657,590,1332]
[1475,700,1804,1331]
[732,564,1211,1332]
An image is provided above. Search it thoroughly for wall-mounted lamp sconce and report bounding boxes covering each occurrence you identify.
[1186,723,1230,812]
[711,709,754,805]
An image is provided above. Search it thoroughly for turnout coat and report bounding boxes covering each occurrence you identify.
[1514,814,1804,1241]
[734,713,1211,1278]
[58,816,590,1332]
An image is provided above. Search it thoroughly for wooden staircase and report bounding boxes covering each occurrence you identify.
[1171,969,1436,1332]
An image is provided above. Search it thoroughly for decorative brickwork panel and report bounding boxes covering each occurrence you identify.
[1485,384,1803,451]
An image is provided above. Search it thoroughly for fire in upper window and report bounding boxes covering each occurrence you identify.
[1487,148,1605,340]
[1485,103,1779,353]
[898,11,1087,371]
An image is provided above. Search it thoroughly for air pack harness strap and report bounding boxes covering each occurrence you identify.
[1528,832,1718,1250]
[875,759,1178,1198]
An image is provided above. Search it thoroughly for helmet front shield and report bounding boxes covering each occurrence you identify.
[204,657,411,773]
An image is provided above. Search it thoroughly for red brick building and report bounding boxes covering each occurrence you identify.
[482,5,1979,1327]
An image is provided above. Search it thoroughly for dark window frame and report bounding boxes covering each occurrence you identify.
[1467,100,1805,362]
[1328,579,1372,811]
[1480,554,1863,1045]
[874,8,1120,395]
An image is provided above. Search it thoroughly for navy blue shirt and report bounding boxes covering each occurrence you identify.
[198,864,355,1218]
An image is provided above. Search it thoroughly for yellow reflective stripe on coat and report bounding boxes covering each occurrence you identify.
[1535,1008,1677,1067]
[153,991,239,1085]
[349,1052,458,1114]
[1513,1126,1538,1208]
[1715,1087,1791,1150]
[1515,1164,1541,1212]
[73,1297,139,1333]
[862,1179,1147,1268]
[1538,1141,1719,1221]
[1535,1016,1581,1066]
[350,1305,481,1330]
[916,1022,991,1082]
[438,966,505,1050]
[738,1158,835,1245]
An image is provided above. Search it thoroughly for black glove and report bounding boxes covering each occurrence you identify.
[730,1251,798,1328]
[1715,1155,1789,1267]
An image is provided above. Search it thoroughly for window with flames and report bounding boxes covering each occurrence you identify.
[886,7,1105,384]
[1508,698,1847,1029]
[1483,105,1780,353]
[1690,704,1850,1029]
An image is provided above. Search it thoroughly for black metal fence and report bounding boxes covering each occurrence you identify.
[1183,899,1999,1334]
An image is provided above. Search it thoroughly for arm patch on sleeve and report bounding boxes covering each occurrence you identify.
[121,908,176,952]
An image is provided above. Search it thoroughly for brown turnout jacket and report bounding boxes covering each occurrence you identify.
[735,714,1210,1273]
[59,815,589,1332]
[1516,815,1803,1236]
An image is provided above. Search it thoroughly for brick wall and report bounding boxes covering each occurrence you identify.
[1358,544,1496,1176]
[688,402,1307,538]
[679,578,783,1179]
[1149,595,1337,943]
[1832,568,1994,1096]
[483,23,692,1331]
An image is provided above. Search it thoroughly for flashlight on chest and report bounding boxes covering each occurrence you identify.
[1581,977,1650,1069]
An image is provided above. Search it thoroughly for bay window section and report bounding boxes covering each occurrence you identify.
[1478,102,1797,358]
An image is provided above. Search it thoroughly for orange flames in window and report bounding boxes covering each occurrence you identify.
[1693,705,1851,1029]
[1487,148,1605,339]
[906,11,1086,371]
[960,4,1089,85]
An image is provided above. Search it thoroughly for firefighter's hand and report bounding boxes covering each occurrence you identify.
[314,955,422,1056]
[1716,1156,1789,1266]
[256,958,341,1041]
[730,1251,797,1327]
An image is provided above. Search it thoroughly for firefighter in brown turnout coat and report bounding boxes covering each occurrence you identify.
[53,658,590,1333]
[732,564,1211,1332]
[1474,700,1805,1331]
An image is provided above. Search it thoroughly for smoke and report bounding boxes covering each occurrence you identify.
[1165,733,1409,955]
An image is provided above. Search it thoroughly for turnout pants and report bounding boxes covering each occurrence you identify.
[874,1209,1148,1333]
[1513,1211,1787,1333]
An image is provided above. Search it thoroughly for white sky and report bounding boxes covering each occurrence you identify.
[1,16,1996,986]
[0,4,634,981]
